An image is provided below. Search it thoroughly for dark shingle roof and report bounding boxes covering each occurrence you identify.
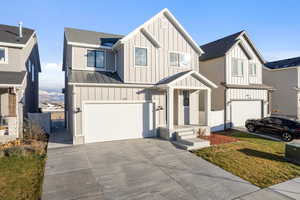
[65,27,124,46]
[157,70,192,85]
[265,56,300,69]
[199,31,244,61]
[0,24,34,45]
[69,70,123,84]
[0,71,26,85]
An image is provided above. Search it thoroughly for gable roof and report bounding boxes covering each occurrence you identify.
[0,71,26,86]
[265,56,300,70]
[199,31,243,61]
[112,8,204,55]
[157,70,217,88]
[199,30,265,63]
[64,27,124,47]
[0,24,35,47]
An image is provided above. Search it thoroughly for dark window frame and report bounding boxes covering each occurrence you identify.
[87,50,105,68]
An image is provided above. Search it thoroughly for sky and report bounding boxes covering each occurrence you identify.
[1,0,300,91]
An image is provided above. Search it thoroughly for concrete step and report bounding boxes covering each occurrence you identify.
[180,138,209,146]
[172,139,210,150]
[176,134,197,141]
[176,130,194,137]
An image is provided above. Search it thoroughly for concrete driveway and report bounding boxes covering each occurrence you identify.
[42,139,290,200]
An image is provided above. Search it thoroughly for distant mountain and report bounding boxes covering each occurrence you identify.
[39,89,64,104]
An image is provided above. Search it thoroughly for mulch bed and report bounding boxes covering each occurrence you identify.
[200,132,239,145]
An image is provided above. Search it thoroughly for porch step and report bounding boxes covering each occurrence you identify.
[176,133,197,140]
[172,138,210,150]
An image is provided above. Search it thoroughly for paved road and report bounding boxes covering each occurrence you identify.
[42,139,292,200]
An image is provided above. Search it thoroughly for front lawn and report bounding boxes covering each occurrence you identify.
[0,124,48,200]
[193,131,300,188]
[0,154,46,200]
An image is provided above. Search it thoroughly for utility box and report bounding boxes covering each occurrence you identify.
[285,142,300,165]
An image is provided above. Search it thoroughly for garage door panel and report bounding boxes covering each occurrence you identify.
[84,103,154,143]
[231,101,262,127]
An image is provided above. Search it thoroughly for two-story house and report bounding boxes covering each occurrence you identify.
[0,23,41,137]
[63,8,217,147]
[199,31,274,129]
[263,56,300,119]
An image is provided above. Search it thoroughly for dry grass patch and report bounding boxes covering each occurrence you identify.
[193,131,300,188]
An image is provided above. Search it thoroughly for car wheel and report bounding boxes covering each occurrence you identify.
[246,124,256,133]
[281,132,293,142]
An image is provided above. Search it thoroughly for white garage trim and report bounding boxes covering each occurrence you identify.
[82,100,157,143]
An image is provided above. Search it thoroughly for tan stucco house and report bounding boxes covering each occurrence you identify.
[0,23,41,137]
[263,56,300,119]
[63,8,216,148]
[199,31,274,130]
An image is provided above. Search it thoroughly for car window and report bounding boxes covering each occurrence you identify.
[272,119,282,125]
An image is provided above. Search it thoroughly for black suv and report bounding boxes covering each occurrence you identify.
[245,116,300,142]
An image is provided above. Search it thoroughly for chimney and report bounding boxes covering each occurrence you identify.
[18,21,23,38]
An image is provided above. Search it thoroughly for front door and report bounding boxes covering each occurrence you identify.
[183,90,190,125]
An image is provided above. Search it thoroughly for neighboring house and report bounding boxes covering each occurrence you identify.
[199,31,274,130]
[63,8,217,145]
[0,23,41,137]
[263,56,300,119]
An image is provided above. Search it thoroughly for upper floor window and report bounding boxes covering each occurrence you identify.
[87,50,105,68]
[170,52,191,67]
[232,58,244,77]
[135,47,147,66]
[249,62,257,76]
[0,47,7,64]
[31,62,35,82]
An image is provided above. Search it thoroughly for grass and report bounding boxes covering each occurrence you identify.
[193,131,300,188]
[0,154,46,200]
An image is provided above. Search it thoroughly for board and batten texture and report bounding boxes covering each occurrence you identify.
[73,86,167,138]
[226,35,263,85]
[122,13,199,84]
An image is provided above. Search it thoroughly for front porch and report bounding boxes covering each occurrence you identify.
[0,88,18,137]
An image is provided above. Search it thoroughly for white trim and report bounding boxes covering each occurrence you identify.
[71,67,114,72]
[171,86,208,90]
[264,65,300,71]
[239,31,266,63]
[112,8,204,55]
[0,47,8,64]
[68,82,154,88]
[166,70,218,88]
[134,46,148,67]
[168,51,192,68]
[140,28,161,48]
[86,49,106,69]
[83,100,152,104]
[68,41,113,49]
[0,42,25,48]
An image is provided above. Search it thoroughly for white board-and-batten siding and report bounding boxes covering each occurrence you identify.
[226,35,263,85]
[73,86,167,136]
[122,13,199,84]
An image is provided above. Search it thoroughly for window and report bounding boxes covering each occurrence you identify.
[183,90,190,106]
[232,58,244,77]
[169,52,191,67]
[31,62,35,82]
[249,62,257,76]
[0,47,7,63]
[135,47,147,66]
[87,50,105,68]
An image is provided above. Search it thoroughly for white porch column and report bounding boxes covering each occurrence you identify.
[204,89,211,126]
[167,87,174,131]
